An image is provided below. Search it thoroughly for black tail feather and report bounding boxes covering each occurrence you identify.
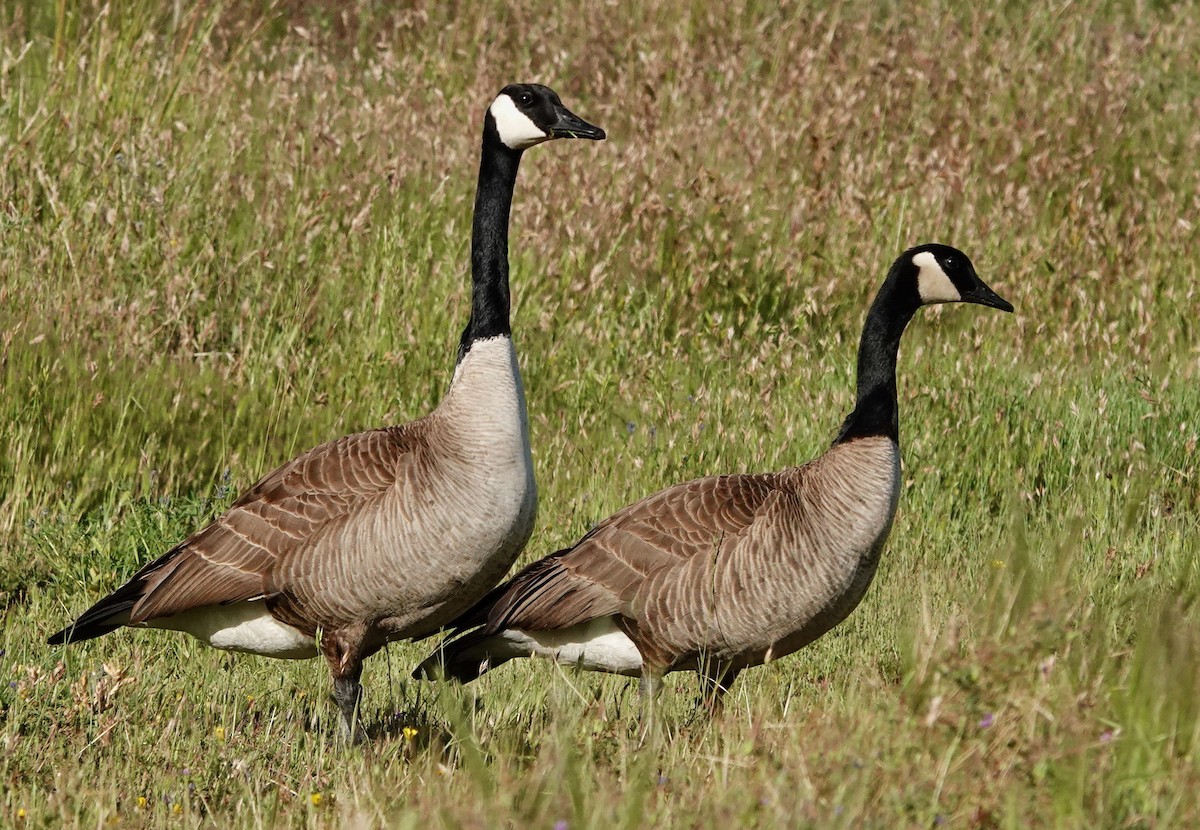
[47,617,127,646]
[46,591,140,646]
[47,542,186,647]
[413,628,505,683]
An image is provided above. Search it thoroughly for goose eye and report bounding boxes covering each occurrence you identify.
[942,256,955,271]
[518,92,534,106]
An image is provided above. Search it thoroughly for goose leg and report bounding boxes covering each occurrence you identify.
[698,663,741,716]
[638,667,662,744]
[333,666,364,743]
[322,631,366,744]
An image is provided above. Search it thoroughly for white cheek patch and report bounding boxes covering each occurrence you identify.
[912,250,962,304]
[489,94,548,150]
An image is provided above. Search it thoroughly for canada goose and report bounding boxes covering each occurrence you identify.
[416,245,1013,718]
[48,84,605,739]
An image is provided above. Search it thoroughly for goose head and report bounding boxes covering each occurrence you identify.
[486,84,606,151]
[902,244,1013,312]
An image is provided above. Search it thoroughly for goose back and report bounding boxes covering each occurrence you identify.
[268,335,537,640]
[461,435,898,673]
[91,333,536,654]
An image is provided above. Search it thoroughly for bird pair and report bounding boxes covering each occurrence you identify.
[49,84,1013,741]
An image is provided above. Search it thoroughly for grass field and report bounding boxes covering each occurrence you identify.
[2,0,1199,826]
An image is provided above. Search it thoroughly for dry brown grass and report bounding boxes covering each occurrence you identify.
[2,1,1198,827]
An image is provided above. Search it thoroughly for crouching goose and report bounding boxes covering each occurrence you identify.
[49,84,605,739]
[416,245,1013,718]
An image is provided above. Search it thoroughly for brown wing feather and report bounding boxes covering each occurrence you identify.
[479,473,780,633]
[128,424,423,623]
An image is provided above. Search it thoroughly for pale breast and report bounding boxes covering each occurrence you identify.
[426,335,539,618]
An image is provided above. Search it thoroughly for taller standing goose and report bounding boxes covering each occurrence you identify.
[49,84,605,737]
[417,245,1013,715]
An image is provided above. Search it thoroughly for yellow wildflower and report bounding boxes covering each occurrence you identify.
[136,797,147,809]
[311,793,323,807]
[214,726,226,741]
[403,726,418,741]
[16,808,26,820]
[172,803,182,815]
[992,559,1005,568]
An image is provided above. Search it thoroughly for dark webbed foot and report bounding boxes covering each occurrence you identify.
[333,673,365,744]
[638,668,663,746]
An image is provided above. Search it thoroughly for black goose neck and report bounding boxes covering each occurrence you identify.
[457,129,523,362]
[833,273,920,445]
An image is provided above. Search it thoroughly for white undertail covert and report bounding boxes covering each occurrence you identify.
[477,618,643,676]
[150,601,317,659]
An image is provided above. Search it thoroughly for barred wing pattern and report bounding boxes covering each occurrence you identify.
[477,474,778,636]
[428,437,900,676]
[50,425,425,642]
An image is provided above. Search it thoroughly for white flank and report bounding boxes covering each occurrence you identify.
[913,250,961,304]
[148,601,317,659]
[498,618,644,676]
[489,94,548,150]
